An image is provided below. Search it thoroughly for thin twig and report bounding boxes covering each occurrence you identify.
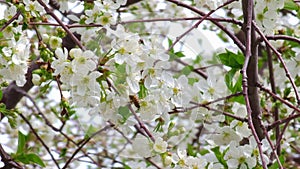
[128,104,155,142]
[203,105,248,122]
[273,110,294,156]
[265,35,300,44]
[166,0,245,52]
[167,0,237,52]
[37,0,85,50]
[119,16,242,25]
[0,11,21,32]
[257,83,300,114]
[15,88,60,132]
[27,16,243,27]
[19,113,60,168]
[267,112,300,131]
[175,59,207,79]
[263,128,283,169]
[107,121,162,169]
[62,124,114,169]
[253,21,300,105]
[266,45,281,154]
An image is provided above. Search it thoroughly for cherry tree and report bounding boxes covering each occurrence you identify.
[0,0,299,168]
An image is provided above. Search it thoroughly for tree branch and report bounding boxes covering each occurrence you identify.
[241,0,266,168]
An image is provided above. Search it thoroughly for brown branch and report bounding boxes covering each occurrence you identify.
[166,0,245,52]
[0,61,40,113]
[128,104,155,142]
[0,11,21,32]
[242,0,265,140]
[266,45,281,154]
[273,110,294,161]
[167,0,237,52]
[27,16,242,27]
[265,35,300,44]
[268,111,300,130]
[241,0,266,168]
[123,0,142,6]
[263,128,283,169]
[0,144,23,169]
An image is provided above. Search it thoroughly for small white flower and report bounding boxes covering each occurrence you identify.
[224,142,257,169]
[70,48,97,75]
[52,48,69,75]
[49,36,62,49]
[23,0,45,17]
[212,126,242,145]
[153,137,168,153]
[4,5,17,20]
[32,74,41,85]
[71,71,101,96]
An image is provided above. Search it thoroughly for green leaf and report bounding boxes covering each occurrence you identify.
[199,149,210,155]
[169,50,185,61]
[218,50,244,68]
[225,69,237,92]
[225,68,242,94]
[181,65,193,76]
[284,0,299,10]
[114,63,127,85]
[59,148,67,158]
[174,51,185,58]
[187,144,197,157]
[123,165,132,169]
[217,31,229,42]
[167,38,174,53]
[283,87,291,98]
[232,74,243,93]
[229,95,245,104]
[22,22,28,30]
[188,77,199,85]
[39,81,52,94]
[211,146,228,168]
[17,131,27,154]
[118,106,130,123]
[8,116,17,129]
[14,153,29,164]
[26,153,46,167]
[295,75,300,86]
[138,81,147,99]
[15,153,45,167]
[0,90,2,100]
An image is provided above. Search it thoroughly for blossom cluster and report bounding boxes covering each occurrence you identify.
[254,0,285,34]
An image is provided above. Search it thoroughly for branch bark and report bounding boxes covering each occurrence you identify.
[241,0,264,140]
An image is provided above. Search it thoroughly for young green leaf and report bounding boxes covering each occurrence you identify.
[26,153,46,167]
[211,146,228,168]
[17,131,27,154]
[225,68,238,92]
[218,50,244,69]
[118,106,131,123]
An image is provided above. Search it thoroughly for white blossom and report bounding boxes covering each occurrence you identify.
[153,137,168,153]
